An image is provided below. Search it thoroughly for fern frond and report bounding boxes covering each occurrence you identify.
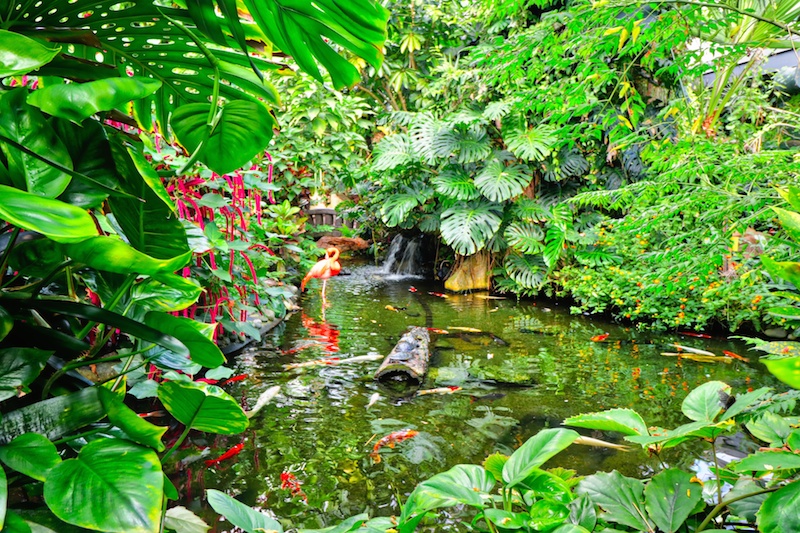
[504,124,556,162]
[475,161,533,202]
[433,166,481,201]
[504,222,545,254]
[440,200,503,256]
[372,134,414,171]
[504,253,547,290]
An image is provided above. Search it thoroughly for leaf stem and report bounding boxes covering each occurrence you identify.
[695,485,781,531]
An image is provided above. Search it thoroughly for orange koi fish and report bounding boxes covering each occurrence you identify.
[280,471,308,502]
[722,350,750,362]
[679,331,713,339]
[428,291,449,298]
[590,333,610,342]
[221,373,248,385]
[409,286,418,293]
[205,443,244,467]
[370,429,419,464]
[427,328,449,335]
[415,386,461,396]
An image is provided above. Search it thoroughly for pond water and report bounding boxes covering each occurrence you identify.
[177,260,780,530]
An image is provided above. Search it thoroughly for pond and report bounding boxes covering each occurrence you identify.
[175,259,780,530]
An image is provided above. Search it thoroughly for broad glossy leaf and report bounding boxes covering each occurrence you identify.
[0,388,104,445]
[758,480,800,533]
[564,408,648,436]
[401,465,494,523]
[731,450,800,472]
[0,30,60,76]
[16,299,189,358]
[762,255,800,289]
[3,511,29,533]
[519,468,573,504]
[475,161,532,203]
[441,200,503,256]
[28,78,161,124]
[484,509,528,529]
[528,499,570,530]
[158,380,248,434]
[0,89,72,197]
[503,428,579,489]
[164,506,210,533]
[0,433,61,481]
[0,184,97,243]
[762,355,800,389]
[745,411,791,446]
[778,185,800,211]
[682,381,730,422]
[97,388,166,452]
[242,0,389,88]
[44,439,162,533]
[432,166,480,201]
[577,471,655,531]
[504,124,556,161]
[568,494,596,531]
[52,118,119,209]
[551,526,590,533]
[721,387,771,420]
[61,236,192,276]
[726,478,767,522]
[773,207,800,243]
[206,489,283,533]
[299,513,369,533]
[144,312,225,368]
[644,468,702,533]
[625,420,726,450]
[171,101,277,175]
[0,306,11,342]
[0,348,52,402]
[483,452,508,481]
[131,278,202,312]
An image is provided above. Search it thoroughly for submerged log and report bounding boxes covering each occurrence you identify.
[374,327,431,384]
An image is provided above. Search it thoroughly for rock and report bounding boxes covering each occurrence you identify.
[444,251,492,292]
[315,236,369,253]
[764,327,788,339]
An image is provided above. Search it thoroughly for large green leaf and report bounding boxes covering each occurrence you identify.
[206,489,283,533]
[380,187,427,227]
[762,356,800,389]
[242,0,389,88]
[484,509,529,529]
[504,253,547,290]
[0,348,53,402]
[372,133,414,171]
[27,78,161,124]
[564,408,648,436]
[504,123,556,162]
[432,166,481,201]
[0,464,6,530]
[773,206,800,243]
[164,506,210,533]
[762,255,800,289]
[130,278,202,312]
[440,200,503,256]
[61,236,192,276]
[299,514,370,533]
[0,184,97,243]
[402,465,494,522]
[97,388,166,452]
[644,469,702,533]
[107,141,189,260]
[0,433,61,482]
[144,312,225,368]
[577,471,655,531]
[682,381,730,422]
[44,439,163,533]
[758,480,800,533]
[158,380,248,434]
[52,119,119,209]
[0,89,72,197]
[625,420,723,450]
[731,450,800,471]
[170,100,277,175]
[0,30,60,76]
[504,222,545,254]
[502,428,579,489]
[0,306,11,342]
[0,388,104,445]
[475,161,532,203]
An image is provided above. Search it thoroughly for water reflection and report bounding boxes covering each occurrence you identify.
[184,261,780,530]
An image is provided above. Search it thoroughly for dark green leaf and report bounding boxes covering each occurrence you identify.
[644,469,702,533]
[0,306,11,342]
[0,184,97,243]
[502,428,579,489]
[0,30,60,76]
[206,489,283,533]
[0,464,6,530]
[758,480,800,533]
[97,387,166,452]
[158,380,248,434]
[577,471,654,531]
[568,494,597,531]
[144,312,225,368]
[27,78,161,124]
[0,348,52,402]
[2,511,30,533]
[61,236,192,276]
[44,439,162,533]
[726,478,768,521]
[0,433,61,481]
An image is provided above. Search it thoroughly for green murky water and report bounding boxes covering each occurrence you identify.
[176,261,779,530]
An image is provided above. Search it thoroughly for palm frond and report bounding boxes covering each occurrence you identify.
[372,133,414,171]
[432,166,481,201]
[504,222,545,254]
[440,200,503,256]
[475,161,532,202]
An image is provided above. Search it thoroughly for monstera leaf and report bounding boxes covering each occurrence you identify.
[440,200,503,256]
[475,161,532,203]
[433,166,481,201]
[372,133,415,171]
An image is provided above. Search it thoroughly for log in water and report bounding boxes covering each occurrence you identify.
[374,326,431,384]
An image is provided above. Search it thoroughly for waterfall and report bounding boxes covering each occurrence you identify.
[381,235,423,276]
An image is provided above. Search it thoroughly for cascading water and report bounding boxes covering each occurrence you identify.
[381,234,423,276]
